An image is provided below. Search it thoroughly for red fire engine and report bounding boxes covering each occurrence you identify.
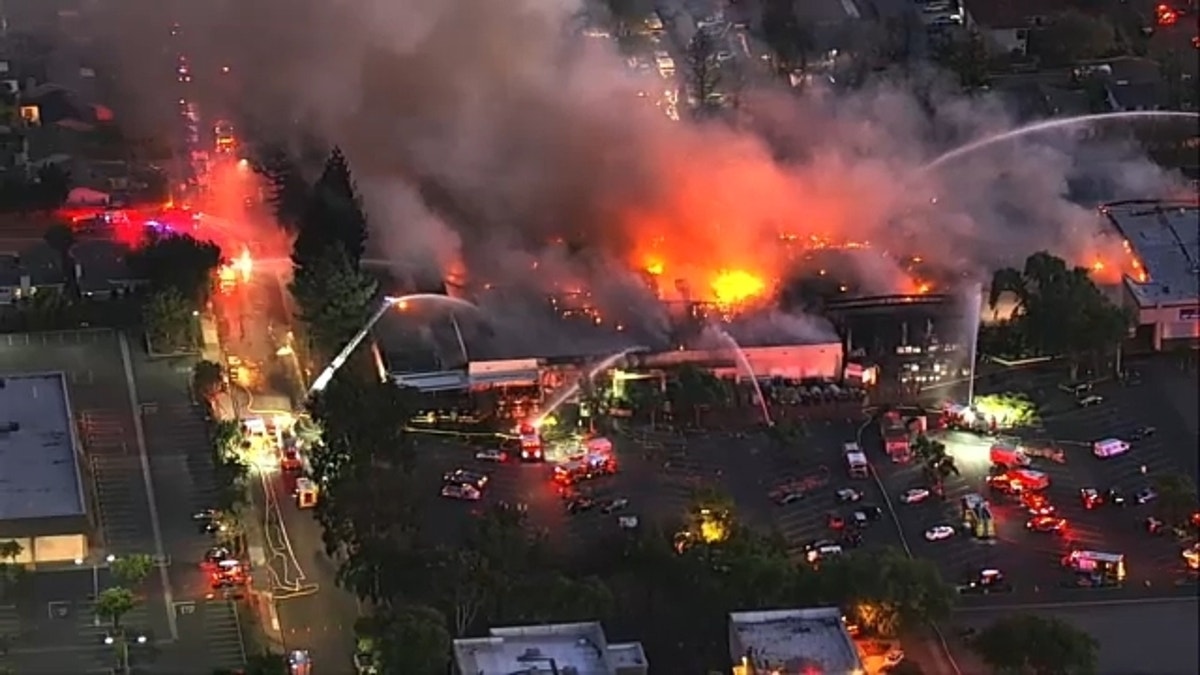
[518,422,544,461]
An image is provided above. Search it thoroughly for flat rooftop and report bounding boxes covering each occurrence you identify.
[729,607,861,674]
[1104,201,1200,307]
[453,621,647,675]
[0,372,86,521]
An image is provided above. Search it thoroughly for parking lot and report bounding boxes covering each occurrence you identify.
[414,413,905,564]
[0,330,247,670]
[877,356,1198,600]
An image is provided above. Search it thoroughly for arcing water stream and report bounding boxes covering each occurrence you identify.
[715,329,773,426]
[922,111,1200,172]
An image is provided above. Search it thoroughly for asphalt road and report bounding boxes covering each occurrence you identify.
[873,355,1199,603]
[951,596,1200,675]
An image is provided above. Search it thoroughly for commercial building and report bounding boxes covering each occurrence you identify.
[452,621,648,675]
[1102,201,1200,350]
[729,607,863,675]
[0,372,91,563]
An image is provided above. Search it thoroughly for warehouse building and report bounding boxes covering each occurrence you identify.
[729,607,864,675]
[0,372,91,564]
[1103,201,1200,350]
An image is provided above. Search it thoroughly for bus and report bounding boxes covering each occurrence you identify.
[961,493,995,539]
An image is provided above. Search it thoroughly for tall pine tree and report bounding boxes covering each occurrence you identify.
[293,147,368,269]
[256,145,311,231]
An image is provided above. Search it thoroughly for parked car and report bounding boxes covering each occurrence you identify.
[924,525,956,541]
[475,448,508,462]
[835,488,863,503]
[901,488,931,504]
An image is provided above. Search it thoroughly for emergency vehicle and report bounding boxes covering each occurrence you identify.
[214,120,236,154]
[518,422,544,461]
[987,468,1050,493]
[1093,438,1130,458]
[295,477,319,508]
[844,442,869,479]
[990,440,1030,468]
[879,411,912,463]
[1062,550,1126,584]
[279,436,303,472]
[961,493,995,539]
[553,451,616,485]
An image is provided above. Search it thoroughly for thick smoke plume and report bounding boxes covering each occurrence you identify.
[89,0,1183,348]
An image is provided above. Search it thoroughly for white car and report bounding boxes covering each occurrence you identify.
[475,448,508,463]
[1078,395,1104,407]
[440,484,481,501]
[900,488,931,504]
[924,525,956,541]
[836,488,863,503]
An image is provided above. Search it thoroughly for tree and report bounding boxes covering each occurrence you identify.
[292,147,368,268]
[935,33,990,90]
[111,554,156,587]
[989,252,1132,381]
[94,587,136,627]
[1159,50,1193,111]
[211,420,250,511]
[0,540,24,602]
[686,30,722,117]
[20,287,73,331]
[127,232,222,303]
[143,288,196,353]
[1153,474,1199,529]
[762,0,813,75]
[254,145,311,230]
[820,548,955,636]
[289,246,377,356]
[667,364,727,427]
[1034,11,1116,66]
[192,360,224,401]
[43,222,79,298]
[32,164,72,212]
[356,605,451,675]
[911,434,959,482]
[971,614,1098,674]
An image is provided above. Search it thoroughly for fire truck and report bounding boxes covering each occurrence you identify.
[518,422,544,461]
[987,467,1050,494]
[295,477,319,508]
[553,450,616,486]
[1062,550,1126,586]
[879,411,912,463]
[278,435,303,472]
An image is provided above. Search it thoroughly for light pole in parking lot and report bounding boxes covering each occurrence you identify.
[76,553,117,626]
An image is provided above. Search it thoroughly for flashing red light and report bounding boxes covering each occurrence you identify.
[1157,4,1179,26]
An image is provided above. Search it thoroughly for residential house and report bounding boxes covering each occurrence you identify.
[965,0,1073,57]
[1075,57,1173,111]
[0,242,62,304]
[71,238,144,299]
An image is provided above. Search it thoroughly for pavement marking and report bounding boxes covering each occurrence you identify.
[956,594,1197,613]
[118,332,178,641]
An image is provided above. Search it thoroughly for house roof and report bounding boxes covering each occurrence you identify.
[968,0,1071,28]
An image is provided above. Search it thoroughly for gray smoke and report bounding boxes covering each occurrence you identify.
[82,0,1186,350]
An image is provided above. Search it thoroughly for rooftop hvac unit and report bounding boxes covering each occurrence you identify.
[0,80,18,95]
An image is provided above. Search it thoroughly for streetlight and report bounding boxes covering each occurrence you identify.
[308,294,478,395]
[77,553,117,626]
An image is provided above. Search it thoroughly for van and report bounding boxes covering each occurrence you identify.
[1093,438,1130,458]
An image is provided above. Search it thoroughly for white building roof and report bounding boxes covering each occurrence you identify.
[1103,201,1200,308]
[0,372,86,521]
[453,622,647,675]
[729,607,862,674]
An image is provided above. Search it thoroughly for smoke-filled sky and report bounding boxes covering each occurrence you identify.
[88,0,1185,346]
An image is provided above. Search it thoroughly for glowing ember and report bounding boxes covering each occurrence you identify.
[711,270,766,307]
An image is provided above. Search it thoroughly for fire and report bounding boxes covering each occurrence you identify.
[234,248,253,281]
[711,270,767,307]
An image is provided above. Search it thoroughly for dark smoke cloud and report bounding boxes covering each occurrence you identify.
[87,0,1184,350]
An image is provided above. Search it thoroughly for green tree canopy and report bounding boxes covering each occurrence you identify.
[989,252,1131,379]
[289,245,377,356]
[356,604,451,675]
[971,614,1099,674]
[192,360,224,400]
[292,147,368,268]
[1034,11,1117,65]
[143,287,196,353]
[110,554,156,587]
[1153,474,1199,529]
[127,232,222,303]
[95,587,137,627]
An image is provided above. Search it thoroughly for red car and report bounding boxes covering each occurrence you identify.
[1080,488,1103,510]
[1026,516,1067,533]
[826,512,846,531]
